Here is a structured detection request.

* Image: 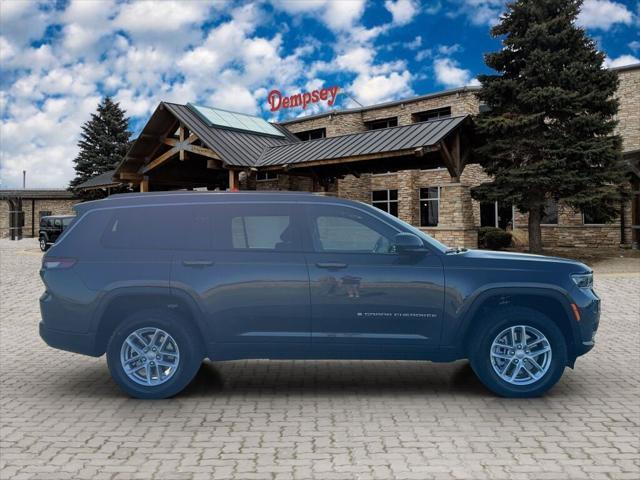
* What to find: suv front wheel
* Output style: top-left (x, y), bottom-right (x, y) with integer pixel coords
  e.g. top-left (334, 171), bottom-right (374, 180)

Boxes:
top-left (106, 309), bottom-right (203, 399)
top-left (39, 236), bottom-right (48, 252)
top-left (469, 307), bottom-right (568, 397)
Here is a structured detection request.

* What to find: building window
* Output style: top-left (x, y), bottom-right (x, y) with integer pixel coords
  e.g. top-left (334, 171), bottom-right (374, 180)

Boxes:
top-left (256, 171), bottom-right (278, 181)
top-left (412, 107), bottom-right (452, 123)
top-left (365, 117), bottom-right (398, 130)
top-left (419, 187), bottom-right (440, 227)
top-left (541, 198), bottom-right (558, 225)
top-left (295, 128), bottom-right (326, 141)
top-left (582, 206), bottom-right (610, 225)
top-left (372, 190), bottom-right (398, 217)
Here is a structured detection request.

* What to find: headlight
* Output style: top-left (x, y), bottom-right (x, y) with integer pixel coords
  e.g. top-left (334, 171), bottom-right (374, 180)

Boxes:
top-left (571, 273), bottom-right (593, 288)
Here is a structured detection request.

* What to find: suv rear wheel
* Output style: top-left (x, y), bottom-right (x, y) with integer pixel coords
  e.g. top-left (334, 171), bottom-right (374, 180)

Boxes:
top-left (106, 309), bottom-right (203, 399)
top-left (39, 236), bottom-right (48, 251)
top-left (469, 307), bottom-right (568, 397)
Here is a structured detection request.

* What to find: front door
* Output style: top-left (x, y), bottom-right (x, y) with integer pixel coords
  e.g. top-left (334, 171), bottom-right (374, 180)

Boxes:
top-left (303, 204), bottom-right (444, 358)
top-left (171, 202), bottom-right (311, 359)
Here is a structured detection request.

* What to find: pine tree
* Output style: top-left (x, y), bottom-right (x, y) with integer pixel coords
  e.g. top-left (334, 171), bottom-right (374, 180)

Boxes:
top-left (69, 97), bottom-right (131, 199)
top-left (471, 0), bottom-right (627, 253)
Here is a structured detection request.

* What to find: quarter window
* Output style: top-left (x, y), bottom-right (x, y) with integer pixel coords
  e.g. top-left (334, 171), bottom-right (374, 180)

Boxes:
top-left (371, 190), bottom-right (398, 217)
top-left (419, 187), bottom-right (440, 227)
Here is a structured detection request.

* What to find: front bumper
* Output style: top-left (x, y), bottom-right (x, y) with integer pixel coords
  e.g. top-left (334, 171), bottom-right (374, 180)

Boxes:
top-left (572, 288), bottom-right (600, 358)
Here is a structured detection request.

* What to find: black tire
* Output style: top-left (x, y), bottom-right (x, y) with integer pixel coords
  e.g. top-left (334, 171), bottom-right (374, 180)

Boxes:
top-left (39, 236), bottom-right (49, 252)
top-left (469, 307), bottom-right (568, 398)
top-left (106, 309), bottom-right (204, 399)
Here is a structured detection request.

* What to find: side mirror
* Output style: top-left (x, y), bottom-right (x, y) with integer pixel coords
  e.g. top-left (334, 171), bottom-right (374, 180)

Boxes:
top-left (392, 232), bottom-right (428, 254)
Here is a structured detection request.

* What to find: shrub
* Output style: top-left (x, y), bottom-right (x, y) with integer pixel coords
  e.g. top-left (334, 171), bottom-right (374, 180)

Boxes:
top-left (479, 227), bottom-right (512, 250)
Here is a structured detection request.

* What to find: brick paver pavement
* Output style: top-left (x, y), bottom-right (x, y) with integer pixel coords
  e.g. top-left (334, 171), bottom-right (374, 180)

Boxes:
top-left (1, 238), bottom-right (638, 480)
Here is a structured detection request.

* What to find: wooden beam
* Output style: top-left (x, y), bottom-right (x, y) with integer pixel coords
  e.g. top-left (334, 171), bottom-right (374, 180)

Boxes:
top-left (439, 140), bottom-right (459, 181)
top-left (186, 133), bottom-right (198, 144)
top-left (228, 170), bottom-right (239, 191)
top-left (269, 146), bottom-right (440, 171)
top-left (178, 126), bottom-right (186, 161)
top-left (183, 144), bottom-right (221, 160)
top-left (140, 176), bottom-right (149, 192)
top-left (141, 147), bottom-right (178, 174)
top-left (163, 138), bottom-right (178, 146)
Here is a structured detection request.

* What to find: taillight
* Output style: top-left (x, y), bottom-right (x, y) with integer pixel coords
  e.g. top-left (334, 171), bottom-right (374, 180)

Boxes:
top-left (42, 257), bottom-right (76, 269)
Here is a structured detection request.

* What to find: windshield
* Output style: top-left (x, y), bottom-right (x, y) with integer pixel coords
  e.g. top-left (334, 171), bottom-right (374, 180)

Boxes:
top-left (363, 203), bottom-right (450, 253)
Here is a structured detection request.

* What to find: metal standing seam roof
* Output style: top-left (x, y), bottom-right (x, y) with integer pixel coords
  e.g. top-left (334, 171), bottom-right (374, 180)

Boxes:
top-left (257, 115), bottom-right (468, 167)
top-left (74, 170), bottom-right (119, 190)
top-left (162, 103), bottom-right (299, 168)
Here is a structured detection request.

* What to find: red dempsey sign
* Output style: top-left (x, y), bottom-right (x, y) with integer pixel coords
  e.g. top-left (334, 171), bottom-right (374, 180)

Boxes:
top-left (268, 86), bottom-right (340, 112)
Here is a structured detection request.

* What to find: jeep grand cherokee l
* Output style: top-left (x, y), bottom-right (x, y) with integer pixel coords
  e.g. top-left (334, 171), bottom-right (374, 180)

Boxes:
top-left (39, 192), bottom-right (600, 399)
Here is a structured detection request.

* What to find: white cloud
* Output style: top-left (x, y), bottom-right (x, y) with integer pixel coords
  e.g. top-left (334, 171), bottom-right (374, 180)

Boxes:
top-left (629, 41), bottom-right (640, 53)
top-left (384, 0), bottom-right (420, 26)
top-left (577, 0), bottom-right (633, 31)
top-left (433, 58), bottom-right (477, 88)
top-left (350, 70), bottom-right (413, 105)
top-left (272, 0), bottom-right (366, 31)
top-left (448, 0), bottom-right (505, 26)
top-left (604, 54), bottom-right (640, 68)
top-left (0, 0), bottom-right (50, 48)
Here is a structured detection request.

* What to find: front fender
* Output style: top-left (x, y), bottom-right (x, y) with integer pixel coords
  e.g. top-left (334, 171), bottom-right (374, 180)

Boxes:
top-left (442, 283), bottom-right (580, 357)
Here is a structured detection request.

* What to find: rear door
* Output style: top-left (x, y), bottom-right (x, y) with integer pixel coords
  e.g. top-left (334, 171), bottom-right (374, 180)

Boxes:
top-left (170, 202), bottom-right (311, 359)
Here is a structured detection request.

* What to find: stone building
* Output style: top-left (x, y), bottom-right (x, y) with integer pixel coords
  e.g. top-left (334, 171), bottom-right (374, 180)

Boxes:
top-left (109, 63), bottom-right (639, 249)
top-left (0, 190), bottom-right (77, 239)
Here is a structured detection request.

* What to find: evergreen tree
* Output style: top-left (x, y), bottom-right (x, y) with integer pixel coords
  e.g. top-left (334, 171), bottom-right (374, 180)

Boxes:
top-left (69, 97), bottom-right (131, 199)
top-left (471, 0), bottom-right (627, 253)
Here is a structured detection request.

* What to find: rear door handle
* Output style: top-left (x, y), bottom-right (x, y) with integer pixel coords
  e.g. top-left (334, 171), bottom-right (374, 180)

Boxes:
top-left (182, 260), bottom-right (214, 267)
top-left (316, 262), bottom-right (348, 269)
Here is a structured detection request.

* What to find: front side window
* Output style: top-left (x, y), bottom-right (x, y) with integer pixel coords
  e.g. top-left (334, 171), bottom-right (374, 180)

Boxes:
top-left (371, 190), bottom-right (398, 217)
top-left (419, 187), bottom-right (440, 227)
top-left (309, 206), bottom-right (396, 254)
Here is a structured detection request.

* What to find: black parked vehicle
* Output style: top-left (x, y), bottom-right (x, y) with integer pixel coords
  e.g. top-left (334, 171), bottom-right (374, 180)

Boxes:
top-left (39, 215), bottom-right (74, 251)
top-left (39, 192), bottom-right (600, 399)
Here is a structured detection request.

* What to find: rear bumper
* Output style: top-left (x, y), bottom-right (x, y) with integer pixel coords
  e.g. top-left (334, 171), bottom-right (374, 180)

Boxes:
top-left (39, 322), bottom-right (101, 357)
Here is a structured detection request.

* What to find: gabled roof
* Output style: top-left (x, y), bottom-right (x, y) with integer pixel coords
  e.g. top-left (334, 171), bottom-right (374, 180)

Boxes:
top-left (75, 170), bottom-right (119, 190)
top-left (258, 115), bottom-right (467, 167)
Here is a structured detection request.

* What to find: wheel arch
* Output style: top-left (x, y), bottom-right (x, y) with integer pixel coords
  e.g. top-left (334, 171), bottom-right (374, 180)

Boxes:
top-left (93, 287), bottom-right (209, 357)
top-left (459, 287), bottom-right (580, 366)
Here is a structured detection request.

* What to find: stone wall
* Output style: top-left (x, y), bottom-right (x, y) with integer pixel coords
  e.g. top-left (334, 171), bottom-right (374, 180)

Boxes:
top-left (0, 198), bottom-right (77, 238)
top-left (284, 88), bottom-right (480, 138)
top-left (615, 65), bottom-right (640, 153)
top-left (512, 199), bottom-right (633, 248)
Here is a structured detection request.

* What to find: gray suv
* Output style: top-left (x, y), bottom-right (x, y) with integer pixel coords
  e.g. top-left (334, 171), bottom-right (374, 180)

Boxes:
top-left (40, 192), bottom-right (600, 399)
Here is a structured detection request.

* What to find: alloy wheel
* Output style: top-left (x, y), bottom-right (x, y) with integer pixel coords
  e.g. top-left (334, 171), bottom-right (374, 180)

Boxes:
top-left (490, 325), bottom-right (552, 386)
top-left (120, 327), bottom-right (180, 386)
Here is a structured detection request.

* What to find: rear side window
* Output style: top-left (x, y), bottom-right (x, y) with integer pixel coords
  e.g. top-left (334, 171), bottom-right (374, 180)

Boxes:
top-left (215, 204), bottom-right (301, 251)
top-left (101, 206), bottom-right (211, 250)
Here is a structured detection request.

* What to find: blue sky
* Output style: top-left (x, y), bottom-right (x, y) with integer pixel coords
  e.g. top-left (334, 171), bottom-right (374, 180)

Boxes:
top-left (1, 0), bottom-right (638, 188)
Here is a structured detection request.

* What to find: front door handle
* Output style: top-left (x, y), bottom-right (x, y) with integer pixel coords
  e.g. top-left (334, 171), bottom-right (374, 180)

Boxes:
top-left (316, 262), bottom-right (348, 269)
top-left (182, 260), bottom-right (214, 267)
